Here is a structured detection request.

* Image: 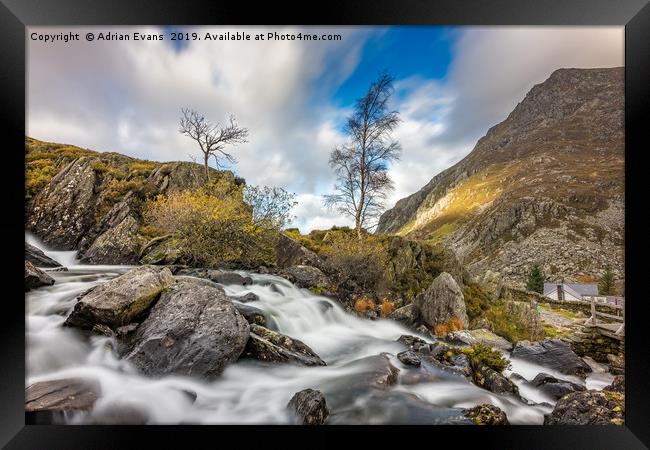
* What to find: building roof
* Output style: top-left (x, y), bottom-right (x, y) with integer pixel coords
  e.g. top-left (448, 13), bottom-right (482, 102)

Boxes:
top-left (543, 282), bottom-right (598, 297)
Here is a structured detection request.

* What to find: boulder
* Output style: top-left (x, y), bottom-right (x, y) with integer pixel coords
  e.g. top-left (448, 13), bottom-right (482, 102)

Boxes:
top-left (287, 389), bottom-right (329, 425)
top-left (529, 373), bottom-right (586, 400)
top-left (64, 266), bottom-right (175, 329)
top-left (447, 329), bottom-right (514, 352)
top-left (276, 234), bottom-right (325, 270)
top-left (396, 334), bottom-right (429, 349)
top-left (464, 404), bottom-right (509, 425)
top-left (388, 303), bottom-right (420, 327)
top-left (25, 378), bottom-right (99, 424)
top-left (25, 242), bottom-right (62, 267)
top-left (233, 292), bottom-right (260, 303)
top-left (209, 271), bottom-right (253, 286)
top-left (233, 303), bottom-right (278, 330)
top-left (472, 364), bottom-right (520, 396)
top-left (25, 261), bottom-right (55, 291)
top-left (280, 265), bottom-right (330, 290)
top-left (479, 270), bottom-right (503, 301)
top-left (511, 339), bottom-right (592, 377)
top-left (124, 279), bottom-right (250, 378)
top-left (397, 350), bottom-right (421, 367)
top-left (503, 300), bottom-right (545, 341)
top-left (242, 324), bottom-right (325, 366)
top-left (414, 272), bottom-right (468, 329)
top-left (543, 389), bottom-right (624, 425)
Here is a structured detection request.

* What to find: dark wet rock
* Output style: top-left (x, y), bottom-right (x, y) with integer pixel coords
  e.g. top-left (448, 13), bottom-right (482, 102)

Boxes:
top-left (544, 389), bottom-right (624, 425)
top-left (25, 378), bottom-right (99, 424)
top-left (242, 324), bottom-right (325, 366)
top-left (464, 404), bottom-right (509, 425)
top-left (472, 364), bottom-right (520, 396)
top-left (25, 242), bottom-right (61, 267)
top-left (124, 279), bottom-right (250, 378)
top-left (446, 329), bottom-right (513, 352)
top-left (509, 372), bottom-right (527, 382)
top-left (511, 339), bottom-right (592, 377)
top-left (91, 323), bottom-right (115, 337)
top-left (276, 234), bottom-right (325, 270)
top-left (397, 350), bottom-right (421, 367)
top-left (209, 271), bottom-right (253, 286)
top-left (317, 300), bottom-right (333, 313)
top-left (529, 373), bottom-right (586, 400)
top-left (396, 334), bottom-right (428, 349)
top-left (388, 303), bottom-right (420, 327)
top-left (233, 303), bottom-right (277, 329)
top-left (327, 390), bottom-right (473, 425)
top-left (448, 353), bottom-right (473, 378)
top-left (280, 265), bottom-right (330, 290)
top-left (64, 266), bottom-right (175, 329)
top-left (25, 260), bottom-right (55, 291)
top-left (414, 272), bottom-right (469, 329)
top-left (603, 375), bottom-right (624, 394)
top-left (607, 353), bottom-right (625, 375)
top-left (233, 292), bottom-right (260, 303)
top-left (287, 389), bottom-right (329, 425)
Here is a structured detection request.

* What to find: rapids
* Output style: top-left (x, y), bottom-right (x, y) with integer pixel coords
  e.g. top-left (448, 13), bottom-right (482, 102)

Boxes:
top-left (25, 234), bottom-right (613, 425)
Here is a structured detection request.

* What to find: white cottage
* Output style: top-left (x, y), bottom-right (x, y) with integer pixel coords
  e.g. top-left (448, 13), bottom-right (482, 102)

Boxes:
top-left (543, 282), bottom-right (598, 302)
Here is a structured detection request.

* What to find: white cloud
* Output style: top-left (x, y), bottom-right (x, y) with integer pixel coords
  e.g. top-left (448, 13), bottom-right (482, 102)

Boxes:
top-left (27, 26), bottom-right (624, 232)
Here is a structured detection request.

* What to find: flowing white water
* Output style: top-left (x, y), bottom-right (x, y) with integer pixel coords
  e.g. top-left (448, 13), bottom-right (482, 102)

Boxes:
top-left (25, 243), bottom-right (613, 425)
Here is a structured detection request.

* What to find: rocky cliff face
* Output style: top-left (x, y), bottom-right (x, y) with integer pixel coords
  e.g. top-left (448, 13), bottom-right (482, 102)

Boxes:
top-left (25, 138), bottom-right (242, 263)
top-left (377, 68), bottom-right (624, 288)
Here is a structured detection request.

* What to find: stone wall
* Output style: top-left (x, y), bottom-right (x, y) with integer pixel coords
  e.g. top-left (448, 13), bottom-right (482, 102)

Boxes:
top-left (567, 327), bottom-right (624, 364)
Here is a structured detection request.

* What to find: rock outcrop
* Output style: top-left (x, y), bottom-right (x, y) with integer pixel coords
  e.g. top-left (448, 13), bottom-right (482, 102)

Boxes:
top-left (242, 324), bottom-right (325, 366)
top-left (25, 378), bottom-right (99, 424)
top-left (377, 68), bottom-right (624, 287)
top-left (124, 279), bottom-right (250, 378)
top-left (280, 265), bottom-right (331, 291)
top-left (464, 404), bottom-right (509, 425)
top-left (64, 266), bottom-right (175, 329)
top-left (414, 272), bottom-right (468, 329)
top-left (447, 329), bottom-right (513, 352)
top-left (25, 242), bottom-right (62, 267)
top-left (511, 339), bottom-right (592, 377)
top-left (275, 234), bottom-right (325, 270)
top-left (528, 373), bottom-right (586, 400)
top-left (287, 389), bottom-right (329, 425)
top-left (543, 389), bottom-right (624, 425)
top-left (25, 261), bottom-right (55, 291)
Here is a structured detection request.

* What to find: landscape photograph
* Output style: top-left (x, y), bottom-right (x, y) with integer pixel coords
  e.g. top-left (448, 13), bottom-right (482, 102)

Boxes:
top-left (24, 25), bottom-right (625, 425)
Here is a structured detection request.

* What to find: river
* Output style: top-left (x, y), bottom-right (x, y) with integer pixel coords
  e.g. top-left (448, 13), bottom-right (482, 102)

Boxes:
top-left (25, 233), bottom-right (613, 425)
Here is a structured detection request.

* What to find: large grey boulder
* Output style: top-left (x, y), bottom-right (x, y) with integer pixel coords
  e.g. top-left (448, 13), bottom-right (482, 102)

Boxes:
top-left (25, 242), bottom-right (62, 268)
top-left (414, 272), bottom-right (468, 329)
top-left (124, 279), bottom-right (250, 378)
top-left (25, 261), bottom-right (55, 291)
top-left (287, 389), bottom-right (329, 425)
top-left (276, 234), bottom-right (325, 270)
top-left (25, 378), bottom-right (99, 424)
top-left (64, 266), bottom-right (175, 329)
top-left (511, 339), bottom-right (592, 377)
top-left (242, 324), bottom-right (325, 366)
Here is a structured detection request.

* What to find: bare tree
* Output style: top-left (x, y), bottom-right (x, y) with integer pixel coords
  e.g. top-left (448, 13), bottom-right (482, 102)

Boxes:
top-left (324, 72), bottom-right (401, 237)
top-left (179, 108), bottom-right (249, 183)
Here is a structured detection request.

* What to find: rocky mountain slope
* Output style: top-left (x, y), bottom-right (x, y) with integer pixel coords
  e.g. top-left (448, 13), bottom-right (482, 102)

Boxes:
top-left (25, 137), bottom-right (243, 264)
top-left (377, 68), bottom-right (624, 288)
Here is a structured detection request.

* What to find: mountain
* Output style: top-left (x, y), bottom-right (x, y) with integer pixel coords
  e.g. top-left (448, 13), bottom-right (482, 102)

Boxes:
top-left (377, 67), bottom-right (624, 289)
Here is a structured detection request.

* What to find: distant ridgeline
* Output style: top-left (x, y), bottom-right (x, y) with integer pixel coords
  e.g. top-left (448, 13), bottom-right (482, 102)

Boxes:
top-left (377, 68), bottom-right (624, 288)
top-left (25, 137), bottom-right (244, 265)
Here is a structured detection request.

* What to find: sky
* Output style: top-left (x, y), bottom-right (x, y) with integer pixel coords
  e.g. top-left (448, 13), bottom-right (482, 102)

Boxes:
top-left (27, 26), bottom-right (623, 232)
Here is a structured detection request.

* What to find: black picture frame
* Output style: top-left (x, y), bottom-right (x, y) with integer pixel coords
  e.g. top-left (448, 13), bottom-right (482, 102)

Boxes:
top-left (2, 0), bottom-right (649, 448)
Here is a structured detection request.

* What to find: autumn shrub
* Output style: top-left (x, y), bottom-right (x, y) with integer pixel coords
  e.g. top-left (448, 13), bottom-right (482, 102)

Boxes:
top-left (144, 180), bottom-right (295, 268)
top-left (447, 316), bottom-right (465, 332)
top-left (320, 233), bottom-right (389, 296)
top-left (463, 343), bottom-right (510, 373)
top-left (354, 297), bottom-right (376, 314)
top-left (379, 299), bottom-right (395, 317)
top-left (434, 323), bottom-right (449, 336)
